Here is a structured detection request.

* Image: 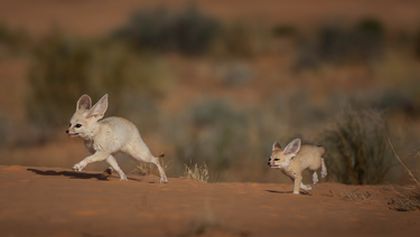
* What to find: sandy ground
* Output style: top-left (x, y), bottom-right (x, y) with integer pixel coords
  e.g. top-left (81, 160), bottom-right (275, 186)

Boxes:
top-left (0, 165), bottom-right (418, 237)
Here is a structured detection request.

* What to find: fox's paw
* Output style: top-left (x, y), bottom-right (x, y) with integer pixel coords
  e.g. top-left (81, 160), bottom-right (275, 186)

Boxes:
top-left (312, 172), bottom-right (319, 184)
top-left (301, 184), bottom-right (312, 191)
top-left (73, 161), bottom-right (87, 172)
top-left (119, 174), bottom-right (128, 181)
top-left (160, 176), bottom-right (168, 183)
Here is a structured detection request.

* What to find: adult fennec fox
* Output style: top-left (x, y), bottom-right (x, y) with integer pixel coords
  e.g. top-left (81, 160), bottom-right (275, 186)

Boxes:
top-left (66, 94), bottom-right (168, 183)
top-left (268, 138), bottom-right (327, 194)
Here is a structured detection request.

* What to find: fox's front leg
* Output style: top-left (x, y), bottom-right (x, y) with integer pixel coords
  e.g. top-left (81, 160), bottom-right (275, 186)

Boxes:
top-left (73, 152), bottom-right (110, 172)
top-left (293, 175), bottom-right (302, 194)
top-left (106, 155), bottom-right (127, 180)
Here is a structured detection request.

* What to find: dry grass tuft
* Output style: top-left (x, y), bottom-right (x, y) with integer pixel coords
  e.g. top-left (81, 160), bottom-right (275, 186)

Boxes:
top-left (184, 163), bottom-right (209, 183)
top-left (136, 159), bottom-right (169, 177)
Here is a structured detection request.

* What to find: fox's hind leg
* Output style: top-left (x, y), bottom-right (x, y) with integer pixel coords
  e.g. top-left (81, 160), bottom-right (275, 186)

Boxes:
top-left (106, 155), bottom-right (127, 180)
top-left (312, 172), bottom-right (319, 184)
top-left (300, 182), bottom-right (312, 191)
top-left (124, 142), bottom-right (168, 183)
top-left (150, 155), bottom-right (168, 183)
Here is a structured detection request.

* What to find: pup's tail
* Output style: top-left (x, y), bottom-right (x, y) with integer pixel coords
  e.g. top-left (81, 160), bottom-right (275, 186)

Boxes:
top-left (318, 146), bottom-right (326, 156)
top-left (321, 158), bottom-right (327, 178)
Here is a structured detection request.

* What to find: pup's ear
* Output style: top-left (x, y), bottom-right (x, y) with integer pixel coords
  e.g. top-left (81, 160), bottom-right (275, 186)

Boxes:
top-left (272, 141), bottom-right (281, 151)
top-left (283, 138), bottom-right (301, 156)
top-left (87, 94), bottom-right (108, 120)
top-left (76, 94), bottom-right (92, 111)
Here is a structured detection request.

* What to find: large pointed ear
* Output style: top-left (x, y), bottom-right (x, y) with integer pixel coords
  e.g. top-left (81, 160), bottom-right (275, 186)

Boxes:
top-left (76, 94), bottom-right (92, 111)
top-left (272, 141), bottom-right (281, 151)
top-left (87, 94), bottom-right (108, 119)
top-left (283, 138), bottom-right (301, 156)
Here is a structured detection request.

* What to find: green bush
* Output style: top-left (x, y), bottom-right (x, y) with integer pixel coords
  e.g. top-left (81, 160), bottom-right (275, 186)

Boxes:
top-left (322, 109), bottom-right (393, 184)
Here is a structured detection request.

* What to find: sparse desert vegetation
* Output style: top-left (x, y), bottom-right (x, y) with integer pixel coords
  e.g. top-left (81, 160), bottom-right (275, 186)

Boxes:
top-left (184, 163), bottom-right (210, 183)
top-left (5, 6), bottom-right (417, 182)
top-left (2, 1), bottom-right (420, 185)
top-left (0, 1), bottom-right (419, 236)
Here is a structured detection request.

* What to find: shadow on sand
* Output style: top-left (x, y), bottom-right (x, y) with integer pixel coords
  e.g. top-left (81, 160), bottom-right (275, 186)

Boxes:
top-left (27, 168), bottom-right (111, 181)
top-left (265, 189), bottom-right (311, 196)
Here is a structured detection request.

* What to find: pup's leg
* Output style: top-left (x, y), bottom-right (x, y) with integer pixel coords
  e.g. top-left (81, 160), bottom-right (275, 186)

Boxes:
top-left (73, 152), bottom-right (109, 172)
top-left (125, 143), bottom-right (168, 183)
top-left (106, 155), bottom-right (127, 180)
top-left (312, 172), bottom-right (319, 184)
top-left (300, 182), bottom-right (312, 191)
top-left (321, 158), bottom-right (328, 178)
top-left (293, 175), bottom-right (302, 194)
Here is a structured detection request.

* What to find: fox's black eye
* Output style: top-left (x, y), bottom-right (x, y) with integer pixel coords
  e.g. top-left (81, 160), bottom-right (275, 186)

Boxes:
top-left (274, 158), bottom-right (280, 161)
top-left (75, 124), bottom-right (82, 128)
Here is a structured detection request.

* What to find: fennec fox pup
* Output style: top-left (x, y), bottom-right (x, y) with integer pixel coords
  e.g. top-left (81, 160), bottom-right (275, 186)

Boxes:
top-left (268, 138), bottom-right (327, 194)
top-left (66, 94), bottom-right (168, 183)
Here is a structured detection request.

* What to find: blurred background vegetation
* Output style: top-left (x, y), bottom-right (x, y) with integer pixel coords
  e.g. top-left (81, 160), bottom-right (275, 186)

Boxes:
top-left (0, 0), bottom-right (419, 184)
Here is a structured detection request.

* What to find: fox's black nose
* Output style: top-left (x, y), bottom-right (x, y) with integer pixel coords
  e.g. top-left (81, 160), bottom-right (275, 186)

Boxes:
top-left (65, 130), bottom-right (69, 134)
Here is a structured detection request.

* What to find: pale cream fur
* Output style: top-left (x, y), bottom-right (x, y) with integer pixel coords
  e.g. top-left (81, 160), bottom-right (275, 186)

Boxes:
top-left (66, 94), bottom-right (168, 183)
top-left (268, 138), bottom-right (327, 194)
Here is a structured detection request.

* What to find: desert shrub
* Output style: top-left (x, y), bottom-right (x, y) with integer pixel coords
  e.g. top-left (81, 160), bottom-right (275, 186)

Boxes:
top-left (322, 108), bottom-right (393, 184)
top-left (0, 115), bottom-right (11, 146)
top-left (353, 18), bottom-right (385, 57)
top-left (415, 29), bottom-right (420, 60)
top-left (295, 18), bottom-right (385, 69)
top-left (0, 22), bottom-right (30, 55)
top-left (213, 23), bottom-right (259, 57)
top-left (272, 24), bottom-right (297, 38)
top-left (318, 19), bottom-right (384, 62)
top-left (114, 5), bottom-right (221, 55)
top-left (26, 32), bottom-right (171, 136)
top-left (26, 31), bottom-right (93, 129)
top-left (370, 90), bottom-right (419, 117)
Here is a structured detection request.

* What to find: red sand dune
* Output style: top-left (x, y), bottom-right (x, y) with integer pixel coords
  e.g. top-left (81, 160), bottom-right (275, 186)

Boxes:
top-left (0, 165), bottom-right (419, 237)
